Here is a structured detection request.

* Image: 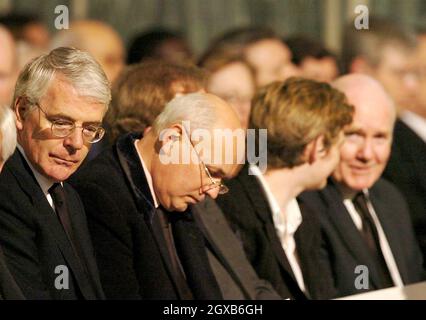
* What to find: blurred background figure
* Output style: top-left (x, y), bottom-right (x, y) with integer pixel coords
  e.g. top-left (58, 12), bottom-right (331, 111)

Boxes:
top-left (105, 61), bottom-right (206, 145)
top-left (0, 14), bottom-right (49, 72)
top-left (51, 20), bottom-right (125, 84)
top-left (0, 13), bottom-right (50, 50)
top-left (342, 15), bottom-right (419, 111)
top-left (204, 27), bottom-right (299, 88)
top-left (127, 28), bottom-right (193, 65)
top-left (199, 48), bottom-right (255, 128)
top-left (285, 35), bottom-right (340, 82)
top-left (413, 27), bottom-right (426, 122)
top-left (383, 26), bottom-right (426, 266)
top-left (0, 25), bottom-right (18, 107)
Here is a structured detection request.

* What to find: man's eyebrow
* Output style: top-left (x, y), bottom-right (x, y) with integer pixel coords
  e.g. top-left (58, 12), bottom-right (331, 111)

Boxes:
top-left (344, 127), bottom-right (363, 134)
top-left (47, 113), bottom-right (75, 121)
top-left (47, 113), bottom-right (102, 126)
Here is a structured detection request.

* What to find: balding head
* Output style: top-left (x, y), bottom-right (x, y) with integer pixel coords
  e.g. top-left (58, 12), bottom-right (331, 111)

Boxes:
top-left (0, 25), bottom-right (17, 106)
top-left (143, 92), bottom-right (244, 211)
top-left (332, 74), bottom-right (396, 120)
top-left (153, 92), bottom-right (242, 135)
top-left (51, 20), bottom-right (124, 82)
top-left (331, 74), bottom-right (395, 190)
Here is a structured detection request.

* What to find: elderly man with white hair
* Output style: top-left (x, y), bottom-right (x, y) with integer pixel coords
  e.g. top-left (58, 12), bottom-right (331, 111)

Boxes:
top-left (0, 104), bottom-right (24, 299)
top-left (301, 74), bottom-right (425, 298)
top-left (0, 47), bottom-right (109, 299)
top-left (70, 92), bottom-right (250, 299)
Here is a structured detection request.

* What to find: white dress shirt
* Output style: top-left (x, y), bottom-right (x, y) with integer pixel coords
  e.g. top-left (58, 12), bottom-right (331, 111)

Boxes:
top-left (16, 144), bottom-right (56, 209)
top-left (400, 111), bottom-right (426, 142)
top-left (249, 165), bottom-right (307, 293)
top-left (134, 140), bottom-right (159, 208)
top-left (342, 188), bottom-right (404, 287)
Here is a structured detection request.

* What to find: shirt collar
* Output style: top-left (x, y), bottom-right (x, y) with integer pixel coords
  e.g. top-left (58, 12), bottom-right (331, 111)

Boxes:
top-left (332, 178), bottom-right (369, 200)
top-left (16, 144), bottom-right (56, 197)
top-left (249, 164), bottom-right (303, 237)
top-left (134, 139), bottom-right (159, 208)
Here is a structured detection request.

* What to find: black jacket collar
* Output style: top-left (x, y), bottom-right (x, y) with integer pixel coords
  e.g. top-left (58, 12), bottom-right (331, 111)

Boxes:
top-left (116, 133), bottom-right (156, 223)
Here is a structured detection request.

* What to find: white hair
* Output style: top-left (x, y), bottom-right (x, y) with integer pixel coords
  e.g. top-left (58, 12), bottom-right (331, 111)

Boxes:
top-left (152, 93), bottom-right (218, 134)
top-left (13, 46), bottom-right (111, 111)
top-left (0, 105), bottom-right (17, 163)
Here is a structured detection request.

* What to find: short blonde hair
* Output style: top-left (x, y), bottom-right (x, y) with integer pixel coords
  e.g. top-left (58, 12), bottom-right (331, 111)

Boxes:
top-left (250, 77), bottom-right (354, 169)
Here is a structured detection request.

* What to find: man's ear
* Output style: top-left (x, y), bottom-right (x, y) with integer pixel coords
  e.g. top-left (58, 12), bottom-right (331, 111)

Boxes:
top-left (14, 97), bottom-right (28, 130)
top-left (158, 124), bottom-right (184, 155)
top-left (303, 135), bottom-right (326, 165)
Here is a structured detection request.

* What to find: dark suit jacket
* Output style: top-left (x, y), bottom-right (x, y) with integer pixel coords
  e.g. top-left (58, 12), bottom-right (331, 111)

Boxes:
top-left (216, 166), bottom-right (336, 300)
top-left (192, 198), bottom-right (281, 300)
top-left (69, 133), bottom-right (222, 300)
top-left (384, 119), bottom-right (426, 266)
top-left (0, 246), bottom-right (24, 300)
top-left (300, 178), bottom-right (425, 298)
top-left (0, 151), bottom-right (104, 299)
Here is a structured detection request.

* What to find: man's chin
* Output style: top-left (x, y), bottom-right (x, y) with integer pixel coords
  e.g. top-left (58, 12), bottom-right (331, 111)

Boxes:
top-left (165, 202), bottom-right (188, 212)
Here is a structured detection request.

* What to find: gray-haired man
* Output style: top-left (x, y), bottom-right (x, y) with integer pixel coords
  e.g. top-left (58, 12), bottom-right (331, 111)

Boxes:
top-left (0, 47), bottom-right (110, 299)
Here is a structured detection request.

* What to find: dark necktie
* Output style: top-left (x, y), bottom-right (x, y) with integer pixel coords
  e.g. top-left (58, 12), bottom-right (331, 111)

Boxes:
top-left (353, 192), bottom-right (394, 288)
top-left (156, 207), bottom-right (193, 300)
top-left (49, 183), bottom-right (85, 267)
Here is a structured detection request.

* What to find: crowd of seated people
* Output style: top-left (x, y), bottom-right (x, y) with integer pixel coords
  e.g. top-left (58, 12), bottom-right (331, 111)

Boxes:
top-left (0, 13), bottom-right (425, 300)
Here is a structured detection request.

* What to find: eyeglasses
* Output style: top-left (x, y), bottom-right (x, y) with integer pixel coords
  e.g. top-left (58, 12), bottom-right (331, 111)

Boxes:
top-left (36, 103), bottom-right (105, 143)
top-left (185, 133), bottom-right (229, 195)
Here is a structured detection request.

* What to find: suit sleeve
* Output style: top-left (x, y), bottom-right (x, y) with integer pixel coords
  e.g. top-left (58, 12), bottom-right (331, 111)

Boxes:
top-left (0, 187), bottom-right (51, 299)
top-left (72, 182), bottom-right (143, 299)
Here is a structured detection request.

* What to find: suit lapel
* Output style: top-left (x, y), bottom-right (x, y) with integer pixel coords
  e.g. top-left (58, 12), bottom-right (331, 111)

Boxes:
top-left (237, 169), bottom-right (301, 290)
top-left (397, 121), bottom-right (426, 185)
top-left (192, 199), bottom-right (253, 299)
top-left (8, 151), bottom-right (96, 299)
top-left (171, 209), bottom-right (222, 299)
top-left (115, 135), bottom-right (184, 297)
top-left (64, 185), bottom-right (104, 299)
top-left (321, 183), bottom-right (383, 288)
top-left (294, 200), bottom-right (316, 298)
top-left (369, 185), bottom-right (408, 283)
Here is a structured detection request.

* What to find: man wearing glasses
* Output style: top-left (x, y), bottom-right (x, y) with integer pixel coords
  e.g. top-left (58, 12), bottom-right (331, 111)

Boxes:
top-left (70, 92), bottom-right (246, 299)
top-left (0, 47), bottom-right (110, 299)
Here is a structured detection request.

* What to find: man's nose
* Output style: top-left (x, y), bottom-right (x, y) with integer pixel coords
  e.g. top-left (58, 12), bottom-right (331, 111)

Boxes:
top-left (357, 138), bottom-right (374, 161)
top-left (63, 128), bottom-right (84, 151)
top-left (200, 185), bottom-right (221, 200)
top-left (205, 187), bottom-right (220, 200)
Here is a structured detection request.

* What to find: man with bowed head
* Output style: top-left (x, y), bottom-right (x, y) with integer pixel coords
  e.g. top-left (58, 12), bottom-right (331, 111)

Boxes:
top-left (70, 92), bottom-right (247, 299)
top-left (0, 47), bottom-right (110, 299)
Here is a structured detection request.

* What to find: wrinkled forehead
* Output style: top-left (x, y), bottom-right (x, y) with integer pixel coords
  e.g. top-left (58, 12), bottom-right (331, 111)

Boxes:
top-left (349, 99), bottom-right (395, 133)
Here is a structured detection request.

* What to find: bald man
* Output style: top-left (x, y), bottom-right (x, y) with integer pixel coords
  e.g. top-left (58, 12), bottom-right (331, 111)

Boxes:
top-left (51, 20), bottom-right (125, 83)
top-left (300, 74), bottom-right (425, 298)
top-left (70, 93), bottom-right (248, 299)
top-left (0, 25), bottom-right (18, 107)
